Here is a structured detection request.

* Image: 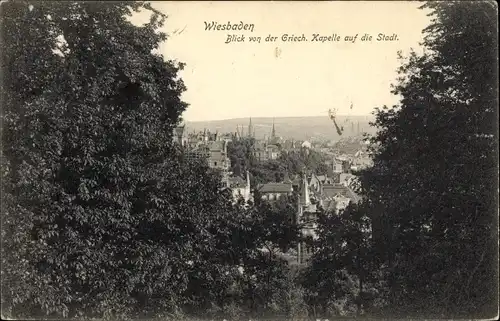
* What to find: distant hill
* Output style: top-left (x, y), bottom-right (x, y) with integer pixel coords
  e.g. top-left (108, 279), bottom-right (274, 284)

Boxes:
top-left (185, 116), bottom-right (377, 142)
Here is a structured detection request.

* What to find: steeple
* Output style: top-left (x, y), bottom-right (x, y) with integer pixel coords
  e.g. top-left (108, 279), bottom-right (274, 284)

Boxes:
top-left (248, 118), bottom-right (253, 138)
top-left (271, 118), bottom-right (276, 139)
top-left (300, 172), bottom-right (310, 206)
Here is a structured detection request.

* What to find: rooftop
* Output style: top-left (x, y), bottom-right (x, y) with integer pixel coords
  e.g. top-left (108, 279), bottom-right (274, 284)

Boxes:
top-left (258, 183), bottom-right (293, 194)
top-left (322, 199), bottom-right (337, 211)
top-left (322, 184), bottom-right (360, 202)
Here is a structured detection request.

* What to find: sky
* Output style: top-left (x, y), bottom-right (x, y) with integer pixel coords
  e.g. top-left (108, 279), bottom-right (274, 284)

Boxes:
top-left (130, 1), bottom-right (432, 122)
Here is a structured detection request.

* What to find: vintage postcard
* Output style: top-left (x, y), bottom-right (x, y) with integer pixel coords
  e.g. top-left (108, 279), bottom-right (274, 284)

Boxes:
top-left (1, 1), bottom-right (498, 320)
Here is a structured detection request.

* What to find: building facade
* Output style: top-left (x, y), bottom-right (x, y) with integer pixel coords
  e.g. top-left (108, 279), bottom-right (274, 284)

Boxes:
top-left (253, 142), bottom-right (280, 161)
top-left (186, 139), bottom-right (232, 187)
top-left (229, 171), bottom-right (252, 204)
top-left (257, 183), bottom-right (293, 201)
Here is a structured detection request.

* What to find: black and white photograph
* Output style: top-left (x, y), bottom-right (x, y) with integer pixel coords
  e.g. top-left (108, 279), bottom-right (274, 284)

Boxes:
top-left (1, 1), bottom-right (498, 320)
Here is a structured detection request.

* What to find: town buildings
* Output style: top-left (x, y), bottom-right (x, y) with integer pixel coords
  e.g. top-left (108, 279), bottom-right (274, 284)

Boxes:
top-left (252, 119), bottom-right (282, 161)
top-left (253, 141), bottom-right (280, 161)
top-left (172, 125), bottom-right (232, 187)
top-left (172, 120), bottom-right (371, 265)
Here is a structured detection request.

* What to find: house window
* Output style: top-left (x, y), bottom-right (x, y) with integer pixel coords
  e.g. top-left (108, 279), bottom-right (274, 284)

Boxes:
top-left (214, 162), bottom-right (217, 166)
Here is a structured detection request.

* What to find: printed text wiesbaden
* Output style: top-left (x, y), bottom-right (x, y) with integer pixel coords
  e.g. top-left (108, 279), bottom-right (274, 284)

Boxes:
top-left (204, 21), bottom-right (255, 33)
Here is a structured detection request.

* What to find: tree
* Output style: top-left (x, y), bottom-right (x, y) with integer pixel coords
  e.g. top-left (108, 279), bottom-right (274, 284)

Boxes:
top-left (188, 194), bottom-right (301, 319)
top-left (0, 1), bottom-right (248, 319)
top-left (357, 1), bottom-right (498, 318)
top-left (227, 137), bottom-right (256, 177)
top-left (300, 203), bottom-right (384, 318)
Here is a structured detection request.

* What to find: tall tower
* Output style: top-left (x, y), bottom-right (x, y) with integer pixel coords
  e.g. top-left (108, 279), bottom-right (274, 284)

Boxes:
top-left (271, 118), bottom-right (276, 140)
top-left (248, 118), bottom-right (253, 138)
top-left (300, 172), bottom-right (310, 207)
top-left (297, 172), bottom-right (311, 265)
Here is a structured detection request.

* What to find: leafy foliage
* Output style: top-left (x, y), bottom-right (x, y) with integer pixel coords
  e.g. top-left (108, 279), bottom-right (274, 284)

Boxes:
top-left (2, 1), bottom-right (186, 318)
top-left (278, 149), bottom-right (330, 178)
top-left (354, 1), bottom-right (498, 318)
top-left (301, 203), bottom-right (385, 318)
top-left (0, 1), bottom-right (297, 319)
top-left (228, 138), bottom-right (329, 186)
top-left (227, 137), bottom-right (256, 178)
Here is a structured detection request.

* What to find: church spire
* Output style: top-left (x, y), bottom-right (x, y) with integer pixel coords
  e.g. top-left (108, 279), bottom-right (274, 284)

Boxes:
top-left (271, 118), bottom-right (276, 139)
top-left (300, 172), bottom-right (310, 206)
top-left (248, 118), bottom-right (253, 138)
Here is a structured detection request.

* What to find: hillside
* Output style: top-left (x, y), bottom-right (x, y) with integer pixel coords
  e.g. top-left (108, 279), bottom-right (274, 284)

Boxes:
top-left (185, 115), bottom-right (377, 141)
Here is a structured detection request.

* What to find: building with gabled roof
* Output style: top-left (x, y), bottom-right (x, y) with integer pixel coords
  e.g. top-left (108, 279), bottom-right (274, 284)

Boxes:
top-left (253, 141), bottom-right (280, 161)
top-left (320, 183), bottom-right (361, 213)
top-left (229, 171), bottom-right (252, 204)
top-left (186, 138), bottom-right (231, 187)
top-left (257, 182), bottom-right (293, 201)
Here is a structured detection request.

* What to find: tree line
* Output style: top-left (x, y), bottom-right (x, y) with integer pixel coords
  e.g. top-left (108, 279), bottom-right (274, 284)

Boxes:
top-left (1, 1), bottom-right (497, 320)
